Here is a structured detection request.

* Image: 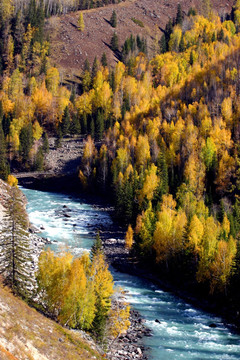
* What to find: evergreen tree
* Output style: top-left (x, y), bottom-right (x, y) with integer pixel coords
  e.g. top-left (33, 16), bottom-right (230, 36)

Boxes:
top-left (90, 117), bottom-right (95, 138)
top-left (0, 122), bottom-right (9, 181)
top-left (82, 69), bottom-right (91, 92)
top-left (19, 123), bottom-right (33, 162)
top-left (95, 110), bottom-right (104, 140)
top-left (179, 34), bottom-right (184, 52)
top-left (26, 0), bottom-right (37, 28)
top-left (218, 28), bottom-right (224, 41)
top-left (110, 10), bottom-right (117, 28)
top-left (0, 186), bottom-right (33, 297)
top-left (33, 147), bottom-right (44, 171)
top-left (176, 4), bottom-right (183, 26)
top-left (160, 34), bottom-right (167, 53)
top-left (42, 132), bottom-right (49, 154)
top-left (61, 106), bottom-right (70, 136)
top-left (90, 231), bottom-right (103, 259)
top-left (12, 10), bottom-right (25, 54)
top-left (109, 70), bottom-right (116, 92)
top-left (110, 32), bottom-right (119, 52)
top-left (130, 34), bottom-right (136, 51)
top-left (35, 0), bottom-right (45, 43)
top-left (212, 31), bottom-right (216, 42)
top-left (84, 58), bottom-right (90, 72)
top-left (70, 87), bottom-right (76, 103)
top-left (91, 56), bottom-right (98, 82)
top-left (55, 128), bottom-right (62, 149)
top-left (165, 19), bottom-right (173, 50)
top-left (189, 50), bottom-right (194, 65)
top-left (101, 52), bottom-right (107, 67)
top-left (188, 7), bottom-right (197, 16)
top-left (81, 113), bottom-right (88, 134)
top-left (154, 151), bottom-right (168, 204)
top-left (2, 113), bottom-right (11, 137)
top-left (70, 114), bottom-right (81, 134)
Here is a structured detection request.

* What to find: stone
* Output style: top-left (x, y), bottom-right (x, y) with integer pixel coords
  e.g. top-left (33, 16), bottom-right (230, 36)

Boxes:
top-left (137, 348), bottom-right (142, 355)
top-left (209, 323), bottom-right (217, 328)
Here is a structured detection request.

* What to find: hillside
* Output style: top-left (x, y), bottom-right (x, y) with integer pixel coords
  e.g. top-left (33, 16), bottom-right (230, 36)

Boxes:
top-left (0, 180), bottom-right (103, 359)
top-left (46, 0), bottom-right (235, 79)
top-left (0, 283), bottom-right (103, 360)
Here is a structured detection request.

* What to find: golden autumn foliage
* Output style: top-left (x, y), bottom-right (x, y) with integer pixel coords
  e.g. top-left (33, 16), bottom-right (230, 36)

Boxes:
top-left (37, 249), bottom-right (115, 332)
top-left (125, 224), bottom-right (133, 250)
top-left (7, 174), bottom-right (18, 187)
top-left (108, 289), bottom-right (130, 341)
top-left (2, 2), bottom-right (240, 300)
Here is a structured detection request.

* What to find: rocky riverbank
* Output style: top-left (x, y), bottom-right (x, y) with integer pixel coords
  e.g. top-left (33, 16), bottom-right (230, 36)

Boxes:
top-left (106, 309), bottom-right (150, 360)
top-left (13, 178), bottom-right (152, 360)
top-left (100, 227), bottom-right (240, 336)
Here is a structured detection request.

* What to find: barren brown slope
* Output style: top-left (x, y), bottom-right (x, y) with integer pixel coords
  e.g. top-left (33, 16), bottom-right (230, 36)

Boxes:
top-left (0, 284), bottom-right (103, 360)
top-left (46, 0), bottom-right (234, 80)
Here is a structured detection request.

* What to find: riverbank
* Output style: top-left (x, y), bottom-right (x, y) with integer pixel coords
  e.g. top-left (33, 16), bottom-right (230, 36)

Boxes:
top-left (18, 180), bottom-right (240, 360)
top-left (15, 179), bottom-right (151, 360)
top-left (17, 174), bottom-right (240, 347)
top-left (106, 308), bottom-right (150, 360)
top-left (101, 233), bottom-right (240, 335)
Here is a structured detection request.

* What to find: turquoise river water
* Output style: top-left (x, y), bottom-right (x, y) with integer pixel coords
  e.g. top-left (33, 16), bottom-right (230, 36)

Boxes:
top-left (21, 187), bottom-right (240, 360)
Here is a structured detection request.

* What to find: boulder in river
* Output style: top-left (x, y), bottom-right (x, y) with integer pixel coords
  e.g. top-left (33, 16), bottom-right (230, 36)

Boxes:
top-left (63, 213), bottom-right (71, 218)
top-left (209, 323), bottom-right (217, 328)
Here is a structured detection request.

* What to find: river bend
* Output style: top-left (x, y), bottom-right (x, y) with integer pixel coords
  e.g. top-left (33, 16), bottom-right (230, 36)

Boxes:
top-left (21, 187), bottom-right (240, 360)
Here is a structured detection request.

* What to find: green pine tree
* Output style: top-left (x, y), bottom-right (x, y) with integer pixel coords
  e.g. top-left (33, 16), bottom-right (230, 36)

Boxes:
top-left (70, 114), bottom-right (81, 135)
top-left (101, 52), bottom-right (107, 67)
top-left (33, 147), bottom-right (44, 171)
top-left (61, 106), bottom-right (71, 136)
top-left (0, 186), bottom-right (34, 297)
top-left (0, 122), bottom-right (9, 181)
top-left (19, 123), bottom-right (33, 163)
top-left (81, 113), bottom-right (88, 134)
top-left (42, 132), bottom-right (49, 154)
top-left (160, 34), bottom-right (167, 53)
top-left (176, 4), bottom-right (183, 26)
top-left (110, 10), bottom-right (117, 28)
top-left (95, 110), bottom-right (104, 140)
top-left (179, 34), bottom-right (184, 52)
top-left (110, 32), bottom-right (119, 52)
top-left (91, 56), bottom-right (98, 83)
top-left (90, 231), bottom-right (103, 259)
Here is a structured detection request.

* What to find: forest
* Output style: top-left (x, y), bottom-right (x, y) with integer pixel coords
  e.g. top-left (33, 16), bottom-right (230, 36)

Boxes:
top-left (1, 0), bottom-right (240, 336)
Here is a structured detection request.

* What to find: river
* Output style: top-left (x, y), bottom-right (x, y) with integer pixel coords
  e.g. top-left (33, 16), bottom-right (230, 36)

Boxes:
top-left (21, 186), bottom-right (240, 360)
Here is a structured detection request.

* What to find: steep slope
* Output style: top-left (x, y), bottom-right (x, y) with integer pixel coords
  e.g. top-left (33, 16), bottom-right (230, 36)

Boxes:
top-left (46, 0), bottom-right (234, 78)
top-left (0, 283), bottom-right (103, 360)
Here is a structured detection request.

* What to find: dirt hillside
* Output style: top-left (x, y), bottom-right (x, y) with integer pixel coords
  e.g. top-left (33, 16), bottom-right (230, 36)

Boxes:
top-left (0, 283), bottom-right (103, 360)
top-left (46, 0), bottom-right (235, 80)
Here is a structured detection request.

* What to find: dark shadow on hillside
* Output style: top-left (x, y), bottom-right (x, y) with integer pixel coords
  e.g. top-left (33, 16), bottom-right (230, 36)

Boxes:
top-left (70, 21), bottom-right (78, 29)
top-left (61, 156), bottom-right (82, 175)
top-left (158, 26), bottom-right (166, 34)
top-left (102, 40), bottom-right (122, 61)
top-left (103, 17), bottom-right (112, 27)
